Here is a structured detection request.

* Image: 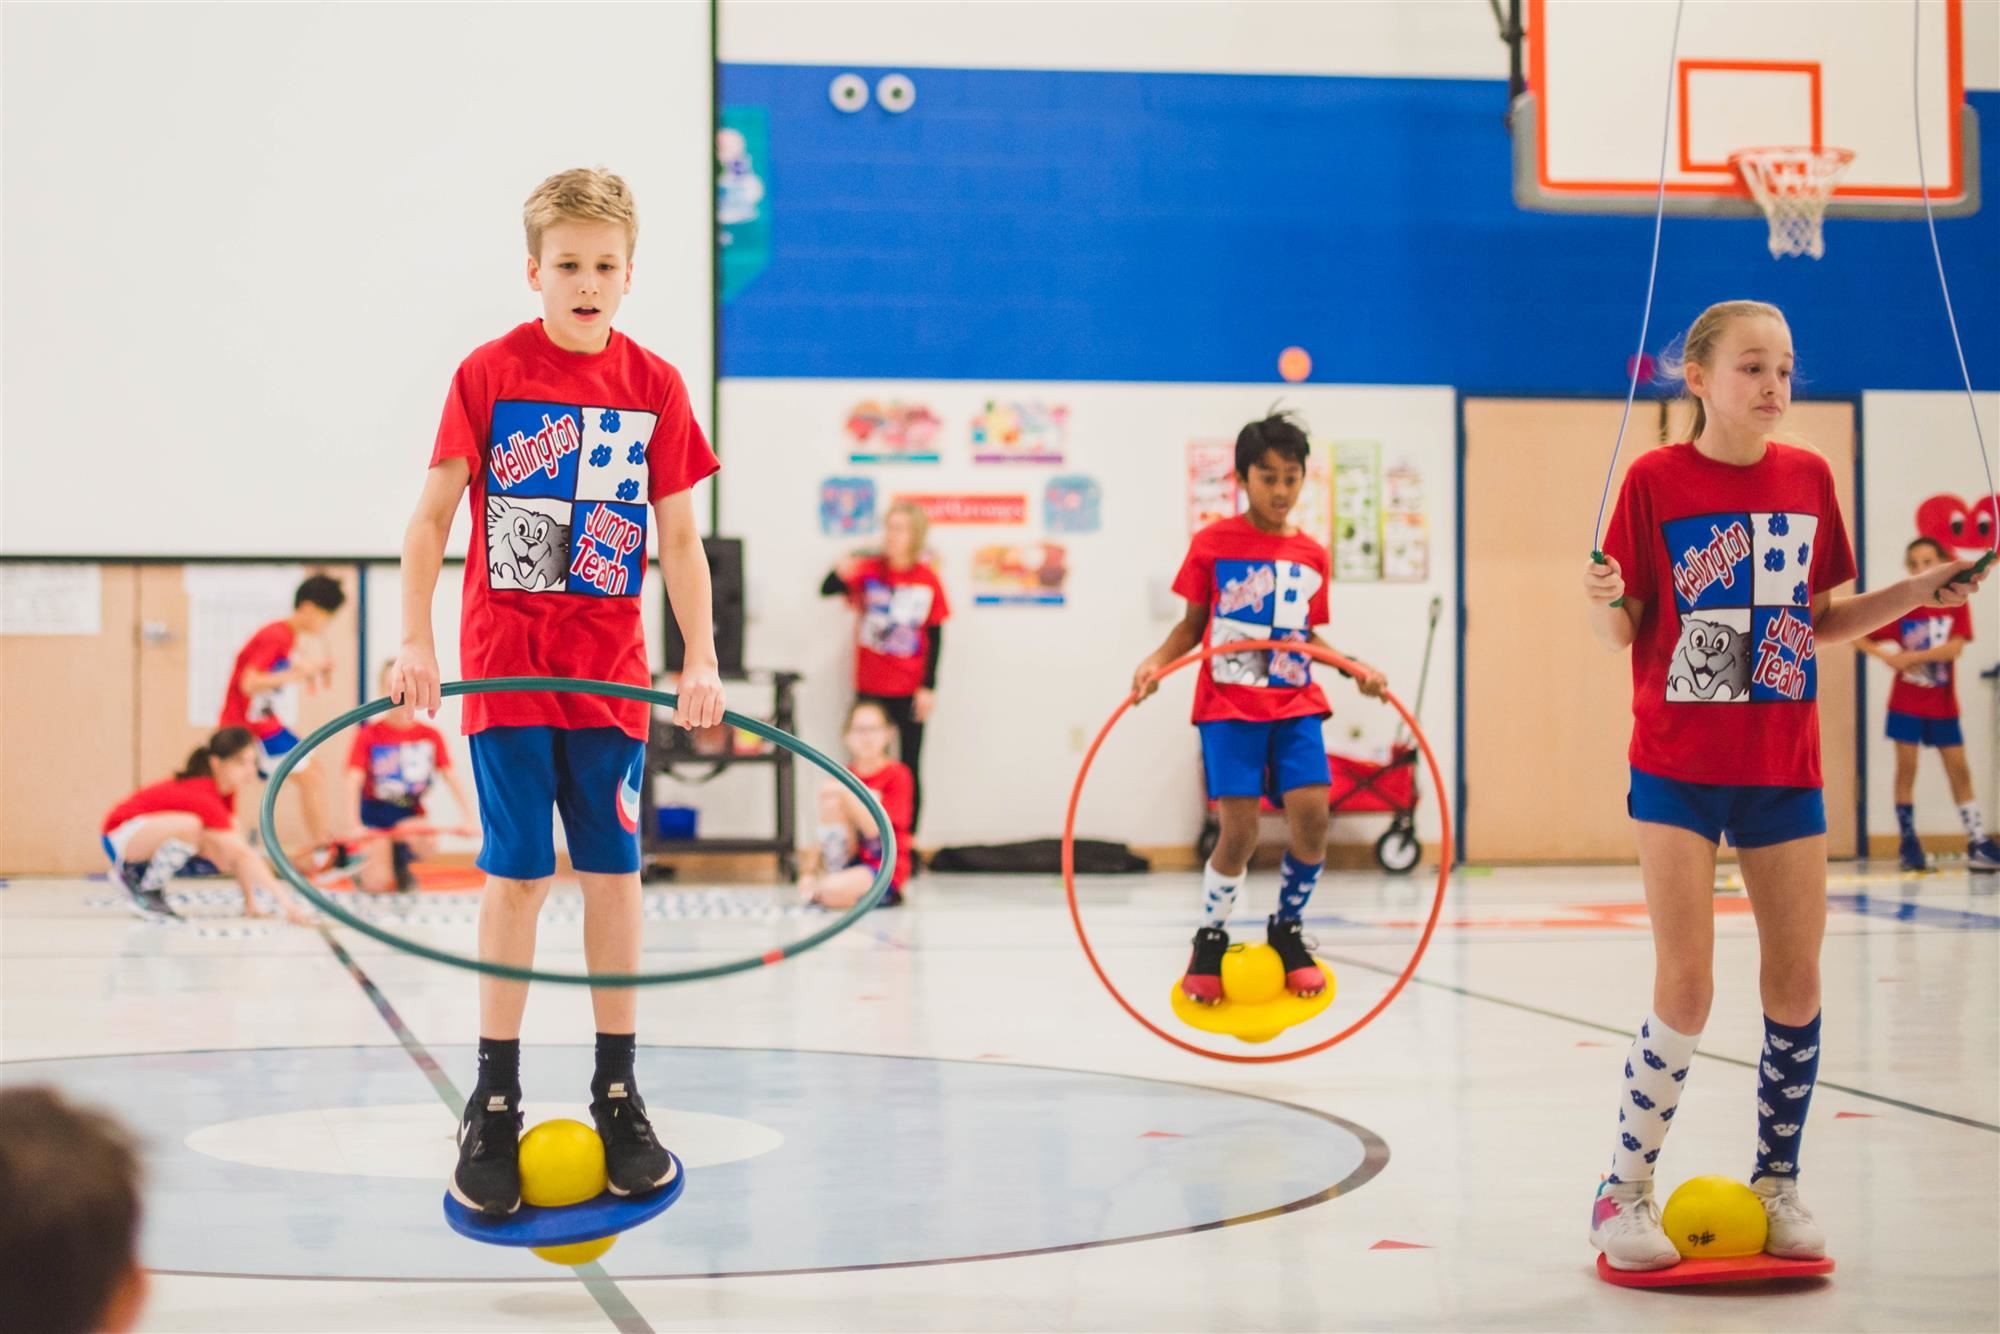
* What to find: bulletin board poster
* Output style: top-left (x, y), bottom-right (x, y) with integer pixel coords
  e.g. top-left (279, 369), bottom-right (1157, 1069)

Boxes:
top-left (847, 400), bottom-right (942, 464)
top-left (894, 494), bottom-right (1028, 525)
top-left (1295, 446), bottom-right (1334, 554)
top-left (819, 477), bottom-right (878, 536)
top-left (717, 107), bottom-right (770, 302)
top-left (972, 400), bottom-right (1068, 464)
top-left (1044, 476), bottom-right (1102, 534)
top-left (972, 543), bottom-right (1068, 606)
top-left (1186, 440), bottom-right (1240, 533)
top-left (1381, 461), bottom-right (1430, 582)
top-left (1332, 441), bottom-right (1382, 582)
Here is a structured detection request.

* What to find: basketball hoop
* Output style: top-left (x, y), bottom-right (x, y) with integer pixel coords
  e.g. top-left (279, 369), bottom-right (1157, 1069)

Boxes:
top-left (1730, 146), bottom-right (1855, 259)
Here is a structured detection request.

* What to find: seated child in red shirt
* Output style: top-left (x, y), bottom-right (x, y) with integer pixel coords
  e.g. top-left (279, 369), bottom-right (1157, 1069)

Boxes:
top-left (100, 727), bottom-right (316, 924)
top-left (799, 700), bottom-right (914, 909)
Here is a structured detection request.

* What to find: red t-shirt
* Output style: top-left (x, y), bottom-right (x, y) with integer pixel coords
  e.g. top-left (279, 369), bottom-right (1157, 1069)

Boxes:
top-left (1601, 442), bottom-right (1857, 788)
top-left (218, 620), bottom-right (296, 740)
top-left (847, 558), bottom-right (950, 698)
top-left (1870, 604), bottom-right (1973, 720)
top-left (855, 760), bottom-right (916, 889)
top-left (431, 321), bottom-right (719, 740)
top-left (347, 720), bottom-right (452, 809)
top-left (103, 776), bottom-right (236, 834)
top-left (1171, 516), bottom-right (1332, 724)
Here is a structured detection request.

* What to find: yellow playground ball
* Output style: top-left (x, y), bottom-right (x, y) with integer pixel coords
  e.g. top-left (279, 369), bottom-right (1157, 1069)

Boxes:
top-left (532, 1234), bottom-right (616, 1267)
top-left (1220, 943), bottom-right (1287, 1006)
top-left (518, 1118), bottom-right (608, 1209)
top-left (1661, 1176), bottom-right (1769, 1260)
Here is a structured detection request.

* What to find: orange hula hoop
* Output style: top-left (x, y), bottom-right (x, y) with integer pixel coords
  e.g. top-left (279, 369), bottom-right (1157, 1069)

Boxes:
top-left (1061, 638), bottom-right (1453, 1064)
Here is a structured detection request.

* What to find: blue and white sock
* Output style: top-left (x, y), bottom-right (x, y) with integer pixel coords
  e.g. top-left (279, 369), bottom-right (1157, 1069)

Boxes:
top-left (1895, 804), bottom-right (1917, 840)
top-left (1608, 1012), bottom-right (1699, 1185)
top-left (1753, 1012), bottom-right (1821, 1181)
top-left (1275, 852), bottom-right (1322, 923)
top-left (817, 825), bottom-right (854, 874)
top-left (1959, 802), bottom-right (1987, 842)
top-left (141, 839), bottom-right (197, 893)
top-left (1199, 861), bottom-right (1242, 929)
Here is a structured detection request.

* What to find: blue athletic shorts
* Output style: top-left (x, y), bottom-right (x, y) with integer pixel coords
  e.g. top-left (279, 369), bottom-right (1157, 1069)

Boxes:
top-left (1198, 715), bottom-right (1331, 802)
top-left (360, 798), bottom-right (419, 831)
top-left (1627, 767), bottom-right (1826, 849)
top-left (255, 728), bottom-right (304, 777)
top-left (468, 726), bottom-right (646, 879)
top-left (1886, 710), bottom-right (1963, 749)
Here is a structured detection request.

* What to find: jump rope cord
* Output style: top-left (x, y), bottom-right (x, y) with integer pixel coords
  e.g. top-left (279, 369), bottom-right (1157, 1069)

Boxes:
top-left (1912, 0), bottom-right (1999, 555)
top-left (1590, 0), bottom-right (1686, 552)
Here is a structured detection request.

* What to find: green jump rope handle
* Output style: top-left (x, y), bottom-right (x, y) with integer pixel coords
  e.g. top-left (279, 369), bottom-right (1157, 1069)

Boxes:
top-left (1593, 550), bottom-right (1626, 609)
top-left (1940, 549), bottom-right (1996, 601)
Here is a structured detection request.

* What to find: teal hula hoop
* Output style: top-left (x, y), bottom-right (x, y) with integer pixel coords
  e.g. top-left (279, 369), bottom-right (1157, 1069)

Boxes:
top-left (260, 676), bottom-right (895, 987)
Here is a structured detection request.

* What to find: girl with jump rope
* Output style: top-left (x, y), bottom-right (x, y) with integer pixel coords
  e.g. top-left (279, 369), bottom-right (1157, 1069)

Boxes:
top-left (1583, 300), bottom-right (1990, 1271)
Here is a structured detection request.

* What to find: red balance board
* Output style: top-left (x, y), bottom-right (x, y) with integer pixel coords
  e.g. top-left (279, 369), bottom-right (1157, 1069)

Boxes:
top-left (1596, 1252), bottom-right (1834, 1288)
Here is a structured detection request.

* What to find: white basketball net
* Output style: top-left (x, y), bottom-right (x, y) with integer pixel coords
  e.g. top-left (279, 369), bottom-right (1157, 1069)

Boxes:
top-left (1731, 147), bottom-right (1855, 259)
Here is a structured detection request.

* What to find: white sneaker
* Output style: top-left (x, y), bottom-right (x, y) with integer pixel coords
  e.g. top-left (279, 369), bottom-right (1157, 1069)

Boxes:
top-left (1751, 1175), bottom-right (1827, 1259)
top-left (1590, 1179), bottom-right (1682, 1271)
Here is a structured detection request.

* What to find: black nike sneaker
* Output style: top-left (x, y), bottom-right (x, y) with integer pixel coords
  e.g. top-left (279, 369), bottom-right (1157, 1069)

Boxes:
top-left (1180, 925), bottom-right (1229, 1004)
top-left (592, 1081), bottom-right (679, 1197)
top-left (1266, 915), bottom-right (1326, 997)
top-left (449, 1088), bottom-right (522, 1216)
top-left (117, 863), bottom-right (180, 921)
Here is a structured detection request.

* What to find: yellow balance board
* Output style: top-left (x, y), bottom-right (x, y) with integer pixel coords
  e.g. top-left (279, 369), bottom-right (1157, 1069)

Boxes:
top-left (1168, 943), bottom-right (1336, 1043)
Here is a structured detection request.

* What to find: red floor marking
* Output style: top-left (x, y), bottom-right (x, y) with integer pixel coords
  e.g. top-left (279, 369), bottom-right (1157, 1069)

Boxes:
top-left (1370, 1240), bottom-right (1429, 1250)
top-left (1834, 1112), bottom-right (1876, 1119)
top-left (1139, 1131), bottom-right (1184, 1139)
top-left (1576, 1040), bottom-right (1610, 1047)
top-left (975, 1052), bottom-right (1008, 1060)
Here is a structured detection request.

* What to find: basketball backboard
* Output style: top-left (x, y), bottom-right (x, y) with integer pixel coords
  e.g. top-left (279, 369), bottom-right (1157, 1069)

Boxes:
top-left (1512, 0), bottom-right (1980, 218)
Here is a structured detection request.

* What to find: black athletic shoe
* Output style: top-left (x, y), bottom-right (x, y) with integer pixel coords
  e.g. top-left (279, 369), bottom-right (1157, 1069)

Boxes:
top-left (392, 844), bottom-right (419, 893)
top-left (450, 1089), bottom-right (522, 1216)
top-left (592, 1082), bottom-right (679, 1198)
top-left (118, 866), bottom-right (180, 921)
top-left (1266, 915), bottom-right (1326, 997)
top-left (1180, 925), bottom-right (1229, 1004)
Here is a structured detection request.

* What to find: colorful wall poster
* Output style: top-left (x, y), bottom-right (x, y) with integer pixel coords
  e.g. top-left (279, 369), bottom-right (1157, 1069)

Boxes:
top-left (971, 399), bottom-right (1068, 464)
top-left (894, 493), bottom-right (1027, 525)
top-left (972, 543), bottom-right (1068, 606)
top-left (1295, 446), bottom-right (1334, 553)
top-left (1381, 461), bottom-right (1430, 582)
top-left (1186, 439), bottom-right (1240, 533)
top-left (819, 477), bottom-right (878, 536)
top-left (1044, 476), bottom-right (1102, 534)
top-left (717, 108), bottom-right (770, 302)
top-left (847, 400), bottom-right (942, 463)
top-left (1332, 441), bottom-right (1382, 582)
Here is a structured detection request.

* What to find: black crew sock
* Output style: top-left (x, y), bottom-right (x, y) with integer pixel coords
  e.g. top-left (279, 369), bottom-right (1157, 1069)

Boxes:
top-left (593, 1032), bottom-right (637, 1100)
top-left (475, 1037), bottom-right (521, 1106)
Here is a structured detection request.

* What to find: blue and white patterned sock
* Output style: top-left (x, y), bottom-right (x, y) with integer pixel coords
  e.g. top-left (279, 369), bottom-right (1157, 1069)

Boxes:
top-left (1959, 802), bottom-right (1987, 842)
top-left (1275, 852), bottom-right (1322, 923)
top-left (1198, 860), bottom-right (1242, 929)
top-left (1753, 1012), bottom-right (1821, 1181)
top-left (1607, 1012), bottom-right (1699, 1185)
top-left (1896, 804), bottom-right (1917, 840)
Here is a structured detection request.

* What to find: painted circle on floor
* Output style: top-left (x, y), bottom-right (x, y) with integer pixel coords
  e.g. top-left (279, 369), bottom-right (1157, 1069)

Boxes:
top-left (7, 1045), bottom-right (1387, 1281)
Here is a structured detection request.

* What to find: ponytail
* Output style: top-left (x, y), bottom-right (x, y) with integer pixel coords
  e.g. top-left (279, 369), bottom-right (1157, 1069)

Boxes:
top-left (178, 726), bottom-right (256, 779)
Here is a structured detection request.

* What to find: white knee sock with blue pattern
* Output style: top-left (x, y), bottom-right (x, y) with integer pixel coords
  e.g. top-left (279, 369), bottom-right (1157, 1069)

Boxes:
top-left (1199, 861), bottom-right (1242, 929)
top-left (1753, 1012), bottom-right (1820, 1181)
top-left (1607, 1012), bottom-right (1699, 1185)
top-left (1275, 852), bottom-right (1322, 922)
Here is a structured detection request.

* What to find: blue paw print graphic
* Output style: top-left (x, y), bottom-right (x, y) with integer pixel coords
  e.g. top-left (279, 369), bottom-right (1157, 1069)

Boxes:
top-left (1671, 1067), bottom-right (1688, 1082)
top-left (1767, 514), bottom-right (1790, 537)
top-left (1797, 543), bottom-right (1809, 566)
top-left (589, 444), bottom-right (613, 468)
top-left (1640, 1021), bottom-right (1650, 1039)
top-left (1642, 1049), bottom-right (1666, 1070)
top-left (627, 441), bottom-right (646, 465)
top-left (1618, 1107), bottom-right (1626, 1123)
top-left (1644, 1148), bottom-right (1660, 1164)
top-left (1792, 580), bottom-right (1808, 606)
top-left (1607, 1173), bottom-right (1623, 1185)
top-left (1624, 1061), bottom-right (1633, 1079)
top-left (1660, 1105), bottom-right (1676, 1122)
top-left (1630, 1090), bottom-right (1656, 1111)
top-left (1621, 1133), bottom-right (1641, 1151)
top-left (1764, 549), bottom-right (1787, 572)
top-left (599, 409), bottom-right (621, 433)
top-left (615, 478), bottom-right (640, 501)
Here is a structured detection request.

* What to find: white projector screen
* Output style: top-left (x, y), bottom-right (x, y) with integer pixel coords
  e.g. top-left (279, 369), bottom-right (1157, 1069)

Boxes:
top-left (1, 2), bottom-right (714, 557)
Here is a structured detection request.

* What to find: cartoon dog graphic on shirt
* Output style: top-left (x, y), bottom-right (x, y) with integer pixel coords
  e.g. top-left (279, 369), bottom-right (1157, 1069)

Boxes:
top-left (487, 497), bottom-right (570, 592)
top-left (1666, 614), bottom-right (1750, 702)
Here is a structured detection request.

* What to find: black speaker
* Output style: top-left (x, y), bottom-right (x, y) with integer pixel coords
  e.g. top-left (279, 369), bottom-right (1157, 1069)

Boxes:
top-left (662, 537), bottom-right (745, 677)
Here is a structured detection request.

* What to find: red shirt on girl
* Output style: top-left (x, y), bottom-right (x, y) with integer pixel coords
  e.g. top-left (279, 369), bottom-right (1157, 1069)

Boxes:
top-left (1870, 604), bottom-right (1973, 720)
top-left (347, 720), bottom-right (453, 810)
top-left (102, 777), bottom-right (235, 834)
top-left (1602, 442), bottom-right (1857, 788)
top-left (856, 760), bottom-right (915, 888)
top-left (847, 557), bottom-right (949, 698)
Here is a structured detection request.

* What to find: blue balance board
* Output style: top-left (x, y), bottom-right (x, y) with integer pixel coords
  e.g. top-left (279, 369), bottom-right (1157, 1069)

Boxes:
top-left (443, 1153), bottom-right (686, 1247)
